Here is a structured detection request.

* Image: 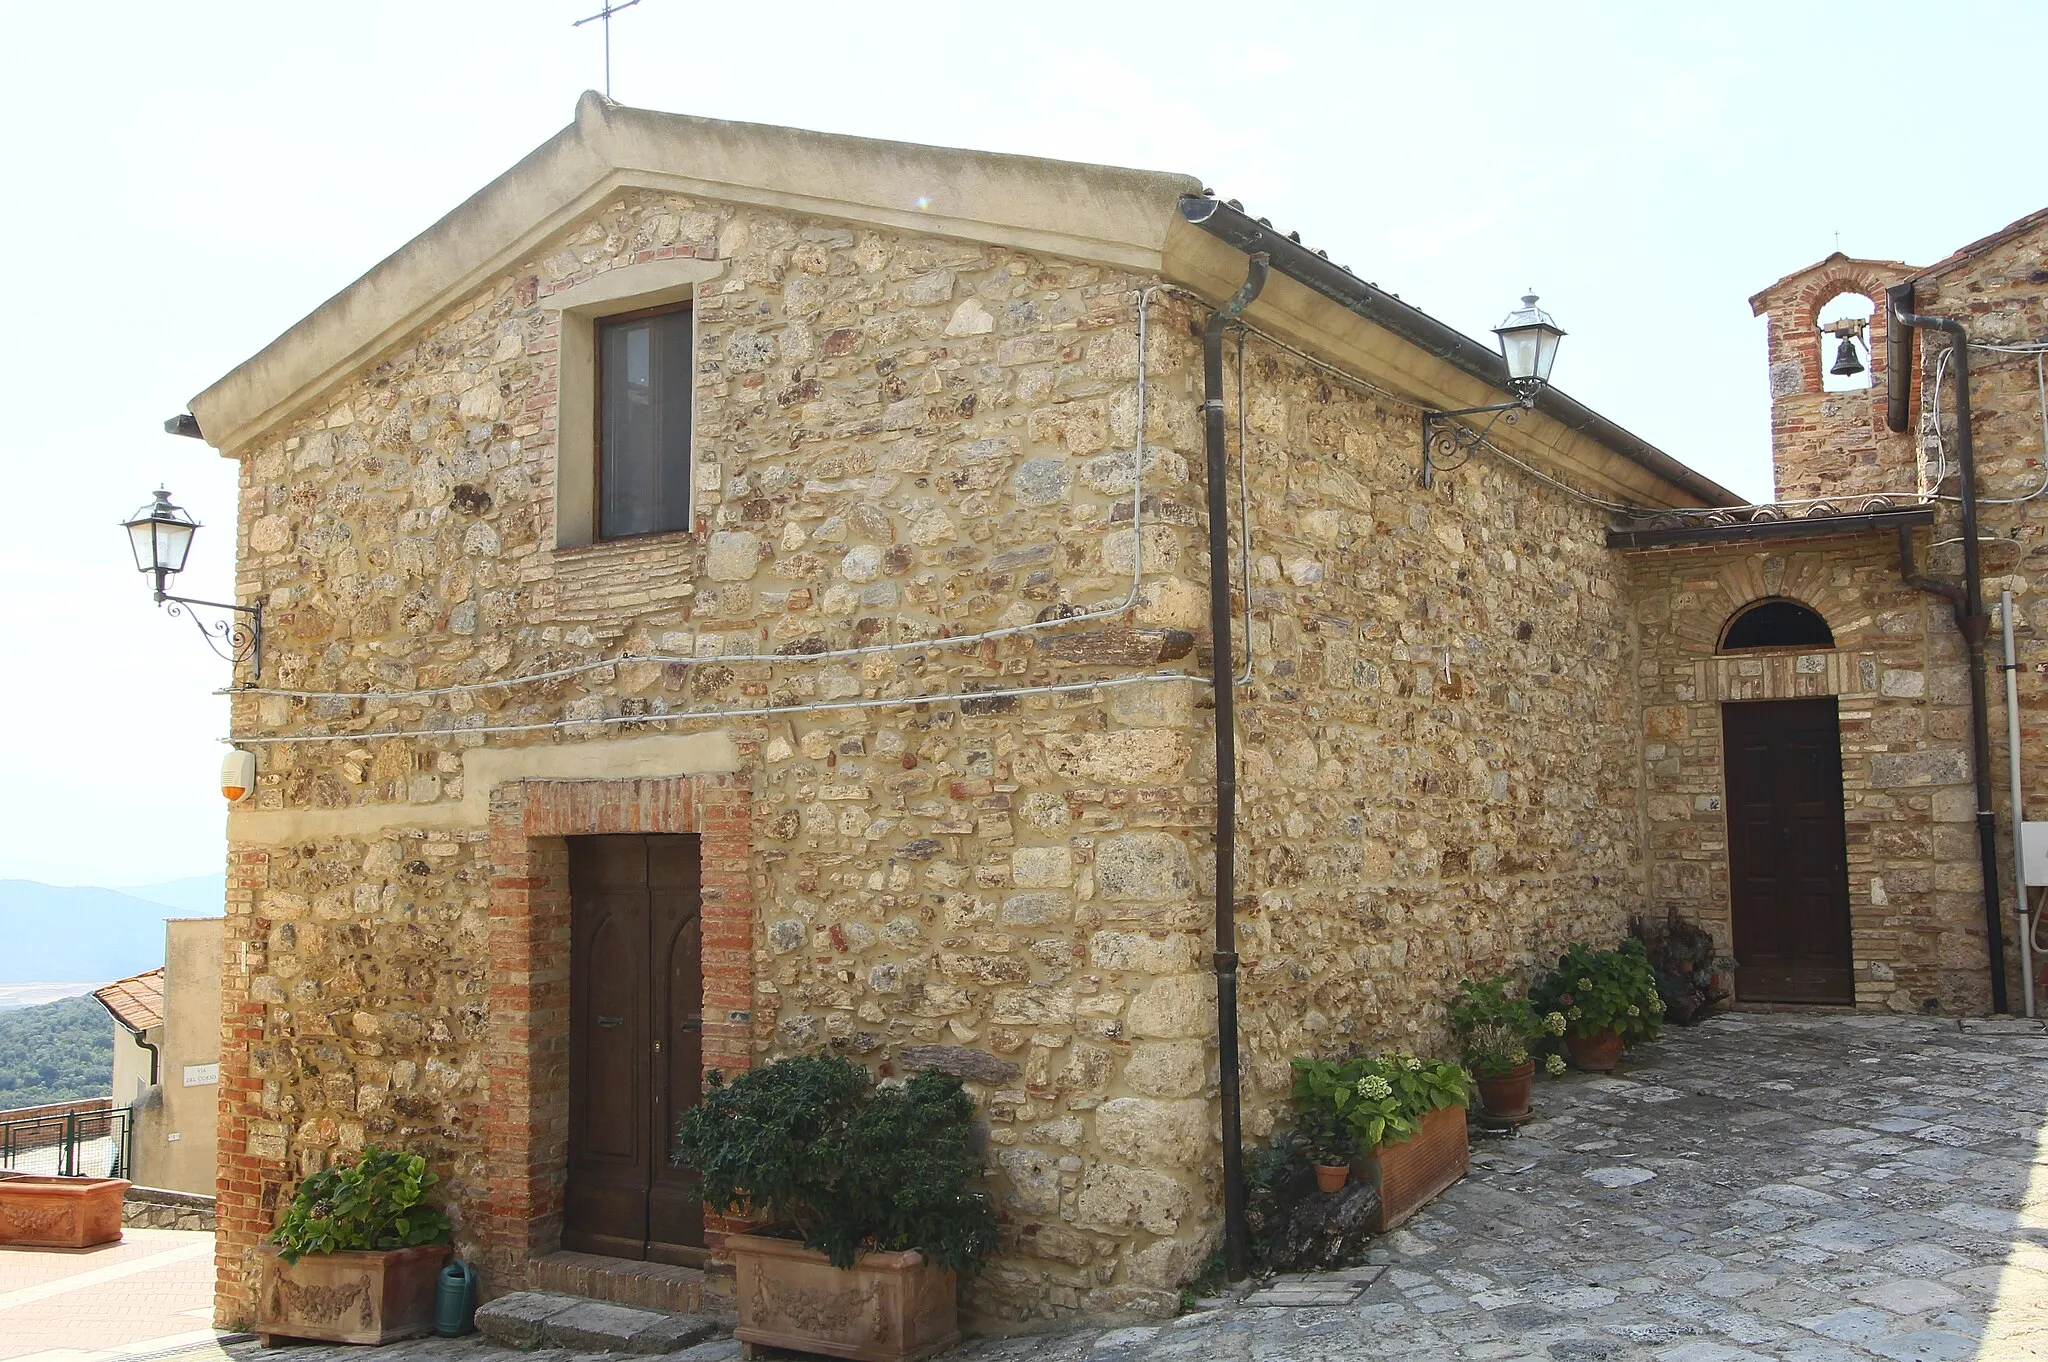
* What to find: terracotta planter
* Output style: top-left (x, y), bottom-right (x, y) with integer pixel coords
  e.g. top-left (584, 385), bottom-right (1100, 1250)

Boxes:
top-left (255, 1242), bottom-right (451, 1346)
top-left (1567, 1028), bottom-right (1624, 1072)
top-left (1312, 1162), bottom-right (1350, 1193)
top-left (0, 1175), bottom-right (128, 1248)
top-left (1475, 1061), bottom-right (1535, 1121)
top-left (727, 1231), bottom-right (957, 1362)
top-left (1358, 1104), bottom-right (1468, 1231)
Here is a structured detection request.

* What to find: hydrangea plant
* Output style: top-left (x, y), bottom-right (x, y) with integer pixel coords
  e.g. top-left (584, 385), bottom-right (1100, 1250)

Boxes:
top-left (1531, 938), bottom-right (1666, 1046)
top-left (1290, 1052), bottom-right (1472, 1153)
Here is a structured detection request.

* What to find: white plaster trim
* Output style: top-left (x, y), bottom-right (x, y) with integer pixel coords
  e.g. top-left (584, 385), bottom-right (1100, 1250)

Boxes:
top-left (224, 729), bottom-right (742, 843)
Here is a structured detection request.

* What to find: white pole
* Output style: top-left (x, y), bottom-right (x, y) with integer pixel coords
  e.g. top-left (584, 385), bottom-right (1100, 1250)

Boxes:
top-left (2001, 591), bottom-right (2036, 1018)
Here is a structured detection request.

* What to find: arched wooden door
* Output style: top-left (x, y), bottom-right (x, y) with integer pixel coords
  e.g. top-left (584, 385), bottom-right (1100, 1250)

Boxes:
top-left (565, 834), bottom-right (705, 1263)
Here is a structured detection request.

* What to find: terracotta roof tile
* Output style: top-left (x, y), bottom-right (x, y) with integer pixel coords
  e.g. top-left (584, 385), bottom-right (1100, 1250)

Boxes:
top-left (93, 968), bottom-right (165, 1033)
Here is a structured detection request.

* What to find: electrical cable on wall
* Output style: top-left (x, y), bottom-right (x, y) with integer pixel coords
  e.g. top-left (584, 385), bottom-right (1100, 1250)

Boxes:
top-left (228, 670), bottom-right (1208, 746)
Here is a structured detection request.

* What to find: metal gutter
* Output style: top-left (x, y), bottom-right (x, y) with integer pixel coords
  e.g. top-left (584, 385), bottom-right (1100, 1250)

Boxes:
top-left (1177, 195), bottom-right (1742, 509)
top-left (1605, 506), bottom-right (1934, 551)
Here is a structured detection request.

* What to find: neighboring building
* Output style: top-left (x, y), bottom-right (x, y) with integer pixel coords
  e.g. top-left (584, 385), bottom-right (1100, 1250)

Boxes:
top-left (94, 919), bottom-right (222, 1195)
top-left (171, 93), bottom-right (2031, 1329)
top-left (1622, 218), bottom-right (2048, 1017)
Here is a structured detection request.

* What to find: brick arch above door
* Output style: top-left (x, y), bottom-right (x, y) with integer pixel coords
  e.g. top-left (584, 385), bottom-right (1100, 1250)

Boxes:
top-left (478, 773), bottom-right (754, 1293)
top-left (1660, 552), bottom-right (1876, 657)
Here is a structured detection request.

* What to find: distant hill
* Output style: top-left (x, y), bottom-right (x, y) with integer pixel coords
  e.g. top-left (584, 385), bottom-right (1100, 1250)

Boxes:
top-left (0, 994), bottom-right (112, 1108)
top-left (0, 880), bottom-right (223, 985)
top-left (122, 872), bottom-right (226, 917)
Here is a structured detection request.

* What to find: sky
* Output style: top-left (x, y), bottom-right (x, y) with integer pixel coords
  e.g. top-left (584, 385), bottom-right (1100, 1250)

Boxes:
top-left (2, 0), bottom-right (2045, 887)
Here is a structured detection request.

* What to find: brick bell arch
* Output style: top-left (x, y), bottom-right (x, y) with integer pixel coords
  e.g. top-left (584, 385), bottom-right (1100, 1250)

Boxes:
top-left (479, 774), bottom-right (754, 1292)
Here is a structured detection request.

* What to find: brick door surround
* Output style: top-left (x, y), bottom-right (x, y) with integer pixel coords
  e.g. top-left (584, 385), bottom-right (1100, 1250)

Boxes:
top-left (481, 773), bottom-right (753, 1292)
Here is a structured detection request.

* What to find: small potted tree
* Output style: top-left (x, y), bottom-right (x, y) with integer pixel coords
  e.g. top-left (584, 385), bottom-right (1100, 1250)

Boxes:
top-left (1449, 975), bottom-right (1557, 1123)
top-left (1286, 1060), bottom-right (1359, 1192)
top-left (256, 1147), bottom-right (452, 1346)
top-left (674, 1055), bottom-right (997, 1362)
top-left (1533, 939), bottom-right (1665, 1072)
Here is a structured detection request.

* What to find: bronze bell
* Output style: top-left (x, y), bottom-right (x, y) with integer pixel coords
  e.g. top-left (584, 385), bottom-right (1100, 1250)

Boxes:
top-left (1831, 335), bottom-right (1866, 377)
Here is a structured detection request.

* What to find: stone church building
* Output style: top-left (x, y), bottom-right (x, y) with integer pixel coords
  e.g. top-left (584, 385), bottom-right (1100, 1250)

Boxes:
top-left (176, 93), bottom-right (2038, 1327)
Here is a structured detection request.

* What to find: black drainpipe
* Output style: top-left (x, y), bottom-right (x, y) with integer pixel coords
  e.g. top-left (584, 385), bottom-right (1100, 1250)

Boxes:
top-left (1202, 253), bottom-right (1268, 1281)
top-left (1890, 289), bottom-right (2011, 1014)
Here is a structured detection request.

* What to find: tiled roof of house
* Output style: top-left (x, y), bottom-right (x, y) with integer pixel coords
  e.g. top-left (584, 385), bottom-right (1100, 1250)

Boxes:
top-left (92, 968), bottom-right (165, 1034)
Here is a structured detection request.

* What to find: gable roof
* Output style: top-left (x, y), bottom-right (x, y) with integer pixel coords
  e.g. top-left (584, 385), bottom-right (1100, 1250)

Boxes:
top-left (1910, 203), bottom-right (2048, 283)
top-left (1747, 251), bottom-right (1917, 314)
top-left (188, 92), bottom-right (1201, 457)
top-left (93, 969), bottom-right (165, 1034)
top-left (187, 93), bottom-right (1736, 510)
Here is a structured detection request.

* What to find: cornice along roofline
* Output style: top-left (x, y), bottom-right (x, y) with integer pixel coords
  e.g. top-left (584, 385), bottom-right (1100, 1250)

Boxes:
top-left (186, 93), bottom-right (1726, 510)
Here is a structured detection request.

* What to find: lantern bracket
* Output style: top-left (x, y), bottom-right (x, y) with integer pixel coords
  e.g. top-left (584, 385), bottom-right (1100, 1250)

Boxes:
top-left (1420, 395), bottom-right (1536, 489)
top-left (158, 591), bottom-right (264, 681)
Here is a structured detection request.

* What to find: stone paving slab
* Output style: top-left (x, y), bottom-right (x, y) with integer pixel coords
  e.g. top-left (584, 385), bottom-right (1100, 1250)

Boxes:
top-left (66, 1015), bottom-right (2048, 1362)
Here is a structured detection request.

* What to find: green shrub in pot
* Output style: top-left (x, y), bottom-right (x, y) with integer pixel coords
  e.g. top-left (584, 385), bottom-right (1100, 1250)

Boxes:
top-left (673, 1053), bottom-right (998, 1274)
top-left (1532, 938), bottom-right (1665, 1048)
top-left (270, 1147), bottom-right (452, 1265)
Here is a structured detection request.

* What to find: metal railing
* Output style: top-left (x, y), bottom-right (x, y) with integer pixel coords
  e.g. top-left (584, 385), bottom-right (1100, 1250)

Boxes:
top-left (0, 1106), bottom-right (133, 1179)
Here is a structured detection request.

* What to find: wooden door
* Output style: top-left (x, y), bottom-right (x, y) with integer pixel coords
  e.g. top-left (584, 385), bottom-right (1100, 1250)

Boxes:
top-left (1723, 699), bottom-right (1854, 1004)
top-left (565, 835), bottom-right (705, 1262)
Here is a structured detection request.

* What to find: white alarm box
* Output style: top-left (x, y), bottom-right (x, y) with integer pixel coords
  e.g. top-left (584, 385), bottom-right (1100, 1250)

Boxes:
top-left (2022, 822), bottom-right (2048, 887)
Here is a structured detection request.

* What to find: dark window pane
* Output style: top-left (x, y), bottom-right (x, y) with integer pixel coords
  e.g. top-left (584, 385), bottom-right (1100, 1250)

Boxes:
top-left (1722, 599), bottom-right (1833, 651)
top-left (599, 306), bottom-right (693, 538)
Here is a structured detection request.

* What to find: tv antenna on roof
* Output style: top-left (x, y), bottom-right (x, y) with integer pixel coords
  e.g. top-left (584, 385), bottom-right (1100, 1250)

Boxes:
top-left (574, 0), bottom-right (642, 99)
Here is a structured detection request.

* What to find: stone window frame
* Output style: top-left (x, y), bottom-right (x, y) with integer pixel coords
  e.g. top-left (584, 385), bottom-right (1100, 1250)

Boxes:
top-left (547, 258), bottom-right (725, 550)
top-left (477, 773), bottom-right (754, 1291)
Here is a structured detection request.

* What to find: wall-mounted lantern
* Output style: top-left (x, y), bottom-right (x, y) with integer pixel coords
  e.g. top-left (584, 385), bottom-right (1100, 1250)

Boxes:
top-left (1421, 292), bottom-right (1568, 487)
top-left (120, 487), bottom-right (263, 681)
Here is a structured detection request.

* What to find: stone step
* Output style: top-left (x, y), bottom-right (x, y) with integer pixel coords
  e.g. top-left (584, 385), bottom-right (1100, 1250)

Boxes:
top-left (476, 1290), bottom-right (726, 1354)
top-left (532, 1249), bottom-right (712, 1314)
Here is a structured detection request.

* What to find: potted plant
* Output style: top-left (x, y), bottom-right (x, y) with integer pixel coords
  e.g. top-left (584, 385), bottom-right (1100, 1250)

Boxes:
top-left (1351, 1054), bottom-right (1472, 1230)
top-left (674, 1055), bottom-right (997, 1362)
top-left (1286, 1061), bottom-right (1359, 1192)
top-left (1532, 939), bottom-right (1665, 1072)
top-left (1292, 1052), bottom-right (1472, 1231)
top-left (1449, 975), bottom-right (1555, 1123)
top-left (256, 1147), bottom-right (452, 1346)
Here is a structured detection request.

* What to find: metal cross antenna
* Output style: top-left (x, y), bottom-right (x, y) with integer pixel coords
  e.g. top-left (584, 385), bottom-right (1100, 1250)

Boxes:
top-left (573, 0), bottom-right (642, 98)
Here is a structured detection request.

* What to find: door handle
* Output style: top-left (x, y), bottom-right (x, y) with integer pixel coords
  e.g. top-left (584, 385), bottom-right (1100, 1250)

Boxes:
top-left (675, 1019), bottom-right (703, 1031)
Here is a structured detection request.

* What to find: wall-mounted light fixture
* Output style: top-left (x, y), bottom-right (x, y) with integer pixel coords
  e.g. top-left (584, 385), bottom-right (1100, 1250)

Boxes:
top-left (121, 487), bottom-right (263, 681)
top-left (1421, 292), bottom-right (1566, 487)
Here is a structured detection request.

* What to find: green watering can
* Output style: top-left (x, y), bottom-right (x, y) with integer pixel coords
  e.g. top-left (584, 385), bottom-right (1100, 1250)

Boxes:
top-left (434, 1259), bottom-right (477, 1337)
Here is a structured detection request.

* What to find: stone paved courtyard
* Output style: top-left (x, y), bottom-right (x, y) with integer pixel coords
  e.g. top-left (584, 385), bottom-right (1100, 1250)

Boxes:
top-left (135, 1013), bottom-right (2047, 1362)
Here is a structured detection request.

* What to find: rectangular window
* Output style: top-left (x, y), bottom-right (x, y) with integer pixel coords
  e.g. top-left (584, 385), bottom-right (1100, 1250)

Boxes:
top-left (598, 303), bottom-right (693, 539)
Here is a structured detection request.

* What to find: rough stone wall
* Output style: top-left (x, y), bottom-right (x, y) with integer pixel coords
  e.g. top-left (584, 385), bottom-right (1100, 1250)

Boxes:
top-left (1626, 539), bottom-right (1991, 1012)
top-left (213, 180), bottom-right (1677, 1327)
top-left (215, 186), bottom-right (1228, 1327)
top-left (1751, 257), bottom-right (1919, 504)
top-left (1216, 338), bottom-right (1648, 1124)
top-left (1910, 223), bottom-right (2048, 1008)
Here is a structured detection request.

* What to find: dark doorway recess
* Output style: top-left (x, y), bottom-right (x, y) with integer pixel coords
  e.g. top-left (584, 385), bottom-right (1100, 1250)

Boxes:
top-left (1721, 598), bottom-right (1834, 651)
top-left (1723, 699), bottom-right (1855, 1004)
top-left (565, 834), bottom-right (705, 1264)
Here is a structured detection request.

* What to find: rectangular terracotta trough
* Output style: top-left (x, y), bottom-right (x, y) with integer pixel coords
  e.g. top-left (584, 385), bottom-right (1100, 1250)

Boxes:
top-left (0, 1174), bottom-right (130, 1248)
